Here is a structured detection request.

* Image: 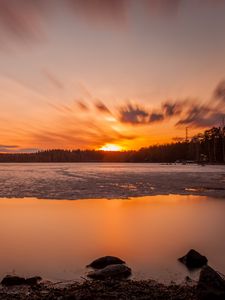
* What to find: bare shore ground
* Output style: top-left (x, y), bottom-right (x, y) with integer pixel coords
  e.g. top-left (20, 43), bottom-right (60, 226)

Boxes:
top-left (0, 279), bottom-right (197, 300)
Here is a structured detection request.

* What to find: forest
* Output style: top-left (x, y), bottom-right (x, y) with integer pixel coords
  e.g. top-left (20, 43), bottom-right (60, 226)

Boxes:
top-left (0, 126), bottom-right (224, 163)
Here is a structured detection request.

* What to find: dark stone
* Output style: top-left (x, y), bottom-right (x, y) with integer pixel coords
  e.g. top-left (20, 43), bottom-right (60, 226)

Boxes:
top-left (185, 276), bottom-right (192, 282)
top-left (87, 264), bottom-right (132, 280)
top-left (178, 249), bottom-right (208, 269)
top-left (87, 256), bottom-right (125, 269)
top-left (25, 276), bottom-right (42, 285)
top-left (1, 275), bottom-right (26, 286)
top-left (197, 266), bottom-right (225, 300)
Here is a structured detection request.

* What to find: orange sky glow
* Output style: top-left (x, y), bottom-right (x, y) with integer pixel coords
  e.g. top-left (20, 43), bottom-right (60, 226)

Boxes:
top-left (0, 0), bottom-right (225, 153)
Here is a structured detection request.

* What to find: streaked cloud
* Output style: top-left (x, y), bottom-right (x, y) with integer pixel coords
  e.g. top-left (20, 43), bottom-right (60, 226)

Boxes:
top-left (69, 0), bottom-right (128, 27)
top-left (118, 81), bottom-right (225, 128)
top-left (0, 144), bottom-right (39, 153)
top-left (0, 0), bottom-right (47, 45)
top-left (43, 69), bottom-right (64, 90)
top-left (176, 104), bottom-right (223, 127)
top-left (214, 80), bottom-right (225, 102)
top-left (0, 0), bottom-right (223, 47)
top-left (149, 112), bottom-right (164, 123)
top-left (162, 102), bottom-right (183, 117)
top-left (76, 100), bottom-right (89, 111)
top-left (95, 101), bottom-right (111, 114)
top-left (119, 104), bottom-right (149, 124)
top-left (0, 144), bottom-right (18, 152)
top-left (143, 0), bottom-right (181, 17)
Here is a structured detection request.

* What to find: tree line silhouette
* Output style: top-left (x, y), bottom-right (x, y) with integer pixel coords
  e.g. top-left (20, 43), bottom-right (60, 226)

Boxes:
top-left (0, 126), bottom-right (224, 163)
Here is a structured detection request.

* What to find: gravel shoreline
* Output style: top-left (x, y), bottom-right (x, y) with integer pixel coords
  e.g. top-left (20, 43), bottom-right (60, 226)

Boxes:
top-left (0, 279), bottom-right (198, 300)
top-left (1, 263), bottom-right (224, 299)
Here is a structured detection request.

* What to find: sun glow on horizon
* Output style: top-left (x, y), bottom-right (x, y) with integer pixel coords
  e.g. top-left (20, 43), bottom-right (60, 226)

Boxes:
top-left (99, 144), bottom-right (123, 152)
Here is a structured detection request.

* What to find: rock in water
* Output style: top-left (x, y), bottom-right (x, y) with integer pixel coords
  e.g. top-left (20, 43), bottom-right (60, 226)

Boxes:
top-left (87, 256), bottom-right (125, 269)
top-left (178, 249), bottom-right (208, 269)
top-left (87, 264), bottom-right (131, 280)
top-left (1, 275), bottom-right (26, 286)
top-left (25, 276), bottom-right (42, 285)
top-left (197, 266), bottom-right (225, 300)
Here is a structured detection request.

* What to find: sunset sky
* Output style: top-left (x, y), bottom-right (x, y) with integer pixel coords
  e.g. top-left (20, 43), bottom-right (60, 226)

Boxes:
top-left (0, 0), bottom-right (225, 152)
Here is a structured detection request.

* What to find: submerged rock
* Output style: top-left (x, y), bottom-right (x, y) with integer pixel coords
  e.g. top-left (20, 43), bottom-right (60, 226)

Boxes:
top-left (87, 256), bottom-right (125, 269)
top-left (25, 276), bottom-right (42, 285)
top-left (1, 275), bottom-right (26, 286)
top-left (197, 266), bottom-right (225, 300)
top-left (87, 264), bottom-right (132, 280)
top-left (178, 249), bottom-right (208, 269)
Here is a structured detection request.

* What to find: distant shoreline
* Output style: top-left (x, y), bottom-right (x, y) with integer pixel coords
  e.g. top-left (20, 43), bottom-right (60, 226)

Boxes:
top-left (1, 127), bottom-right (225, 164)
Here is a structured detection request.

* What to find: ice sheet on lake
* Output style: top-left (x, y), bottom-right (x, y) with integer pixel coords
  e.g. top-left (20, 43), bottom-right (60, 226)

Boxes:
top-left (0, 163), bottom-right (224, 199)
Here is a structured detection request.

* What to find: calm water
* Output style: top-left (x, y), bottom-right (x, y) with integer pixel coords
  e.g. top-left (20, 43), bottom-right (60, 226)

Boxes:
top-left (0, 195), bottom-right (225, 283)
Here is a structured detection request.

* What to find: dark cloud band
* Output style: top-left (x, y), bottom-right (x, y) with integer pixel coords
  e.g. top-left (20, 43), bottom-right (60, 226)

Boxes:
top-left (119, 80), bottom-right (225, 128)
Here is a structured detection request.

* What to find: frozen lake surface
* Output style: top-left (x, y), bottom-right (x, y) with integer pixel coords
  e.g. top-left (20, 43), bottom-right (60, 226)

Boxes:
top-left (0, 163), bottom-right (224, 199)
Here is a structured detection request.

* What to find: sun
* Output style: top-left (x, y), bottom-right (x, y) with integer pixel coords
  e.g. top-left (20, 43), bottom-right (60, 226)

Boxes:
top-left (99, 144), bottom-right (123, 151)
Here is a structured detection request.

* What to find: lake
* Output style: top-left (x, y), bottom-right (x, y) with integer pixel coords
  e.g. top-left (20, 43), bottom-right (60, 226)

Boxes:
top-left (0, 163), bottom-right (224, 199)
top-left (0, 194), bottom-right (225, 283)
